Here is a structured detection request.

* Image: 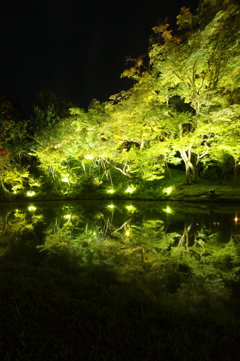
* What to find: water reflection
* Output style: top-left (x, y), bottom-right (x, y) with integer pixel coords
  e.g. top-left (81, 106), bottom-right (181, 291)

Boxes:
top-left (1, 200), bottom-right (240, 248)
top-left (1, 200), bottom-right (240, 360)
top-left (1, 201), bottom-right (240, 278)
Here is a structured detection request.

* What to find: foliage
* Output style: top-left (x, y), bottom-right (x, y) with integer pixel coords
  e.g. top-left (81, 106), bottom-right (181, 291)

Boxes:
top-left (1, 2), bottom-right (240, 199)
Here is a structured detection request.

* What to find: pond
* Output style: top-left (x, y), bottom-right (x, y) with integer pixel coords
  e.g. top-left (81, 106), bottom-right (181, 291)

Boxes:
top-left (1, 200), bottom-right (240, 360)
top-left (1, 199), bottom-right (240, 249)
top-left (1, 199), bottom-right (240, 286)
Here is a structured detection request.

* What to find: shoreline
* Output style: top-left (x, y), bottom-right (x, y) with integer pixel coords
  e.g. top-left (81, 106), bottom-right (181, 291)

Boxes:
top-left (1, 184), bottom-right (240, 204)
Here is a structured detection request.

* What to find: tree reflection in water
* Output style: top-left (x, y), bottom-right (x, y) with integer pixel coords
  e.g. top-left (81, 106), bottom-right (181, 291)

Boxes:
top-left (1, 201), bottom-right (240, 360)
top-left (0, 201), bottom-right (240, 299)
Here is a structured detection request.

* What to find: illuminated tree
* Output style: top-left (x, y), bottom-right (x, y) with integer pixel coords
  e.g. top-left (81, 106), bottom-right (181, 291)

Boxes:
top-left (204, 105), bottom-right (240, 182)
top-left (30, 0), bottom-right (240, 194)
top-left (32, 99), bottom-right (112, 194)
top-left (119, 1), bottom-right (240, 183)
top-left (0, 92), bottom-right (33, 197)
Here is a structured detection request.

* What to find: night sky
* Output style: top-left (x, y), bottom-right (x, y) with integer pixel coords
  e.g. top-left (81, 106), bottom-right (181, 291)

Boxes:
top-left (0, 0), bottom-right (199, 114)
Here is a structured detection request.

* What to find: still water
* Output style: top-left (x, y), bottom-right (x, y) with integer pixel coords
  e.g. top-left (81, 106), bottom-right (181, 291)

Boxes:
top-left (1, 199), bottom-right (240, 298)
top-left (1, 200), bottom-right (240, 243)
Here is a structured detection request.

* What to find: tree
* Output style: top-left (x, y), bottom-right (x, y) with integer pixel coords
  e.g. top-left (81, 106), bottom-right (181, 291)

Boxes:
top-left (0, 92), bottom-right (31, 197)
top-left (141, 2), bottom-right (240, 183)
top-left (31, 90), bottom-right (72, 136)
top-left (29, 1), bottom-right (240, 193)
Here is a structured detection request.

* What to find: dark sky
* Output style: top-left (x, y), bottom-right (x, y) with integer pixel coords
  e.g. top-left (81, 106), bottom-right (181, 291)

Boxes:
top-left (0, 0), bottom-right (199, 114)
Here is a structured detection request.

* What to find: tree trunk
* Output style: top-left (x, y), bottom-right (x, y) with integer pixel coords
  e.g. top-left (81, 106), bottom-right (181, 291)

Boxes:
top-left (180, 149), bottom-right (198, 184)
top-left (191, 160), bottom-right (199, 183)
top-left (193, 161), bottom-right (199, 183)
top-left (178, 216), bottom-right (194, 250)
top-left (185, 162), bottom-right (192, 185)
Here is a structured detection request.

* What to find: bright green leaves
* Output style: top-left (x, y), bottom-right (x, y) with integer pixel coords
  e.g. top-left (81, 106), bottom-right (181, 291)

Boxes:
top-left (22, 1), bottom-right (240, 195)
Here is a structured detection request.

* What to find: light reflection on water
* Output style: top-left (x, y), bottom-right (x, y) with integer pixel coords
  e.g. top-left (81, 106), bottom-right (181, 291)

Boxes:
top-left (1, 200), bottom-right (240, 302)
top-left (1, 200), bottom-right (240, 245)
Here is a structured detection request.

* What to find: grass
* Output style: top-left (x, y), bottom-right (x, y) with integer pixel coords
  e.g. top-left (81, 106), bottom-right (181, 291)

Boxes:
top-left (1, 244), bottom-right (240, 361)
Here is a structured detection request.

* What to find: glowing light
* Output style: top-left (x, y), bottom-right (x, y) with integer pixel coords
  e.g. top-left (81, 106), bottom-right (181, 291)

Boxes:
top-left (163, 186), bottom-right (173, 195)
top-left (125, 185), bottom-right (136, 193)
top-left (63, 214), bottom-right (72, 220)
top-left (125, 205), bottom-right (137, 212)
top-left (162, 206), bottom-right (173, 214)
top-left (107, 204), bottom-right (115, 209)
top-left (28, 205), bottom-right (37, 212)
top-left (107, 188), bottom-right (115, 194)
top-left (26, 191), bottom-right (36, 197)
top-left (85, 155), bottom-right (94, 160)
top-left (61, 177), bottom-right (69, 183)
top-left (125, 230), bottom-right (131, 237)
top-left (234, 215), bottom-right (239, 224)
